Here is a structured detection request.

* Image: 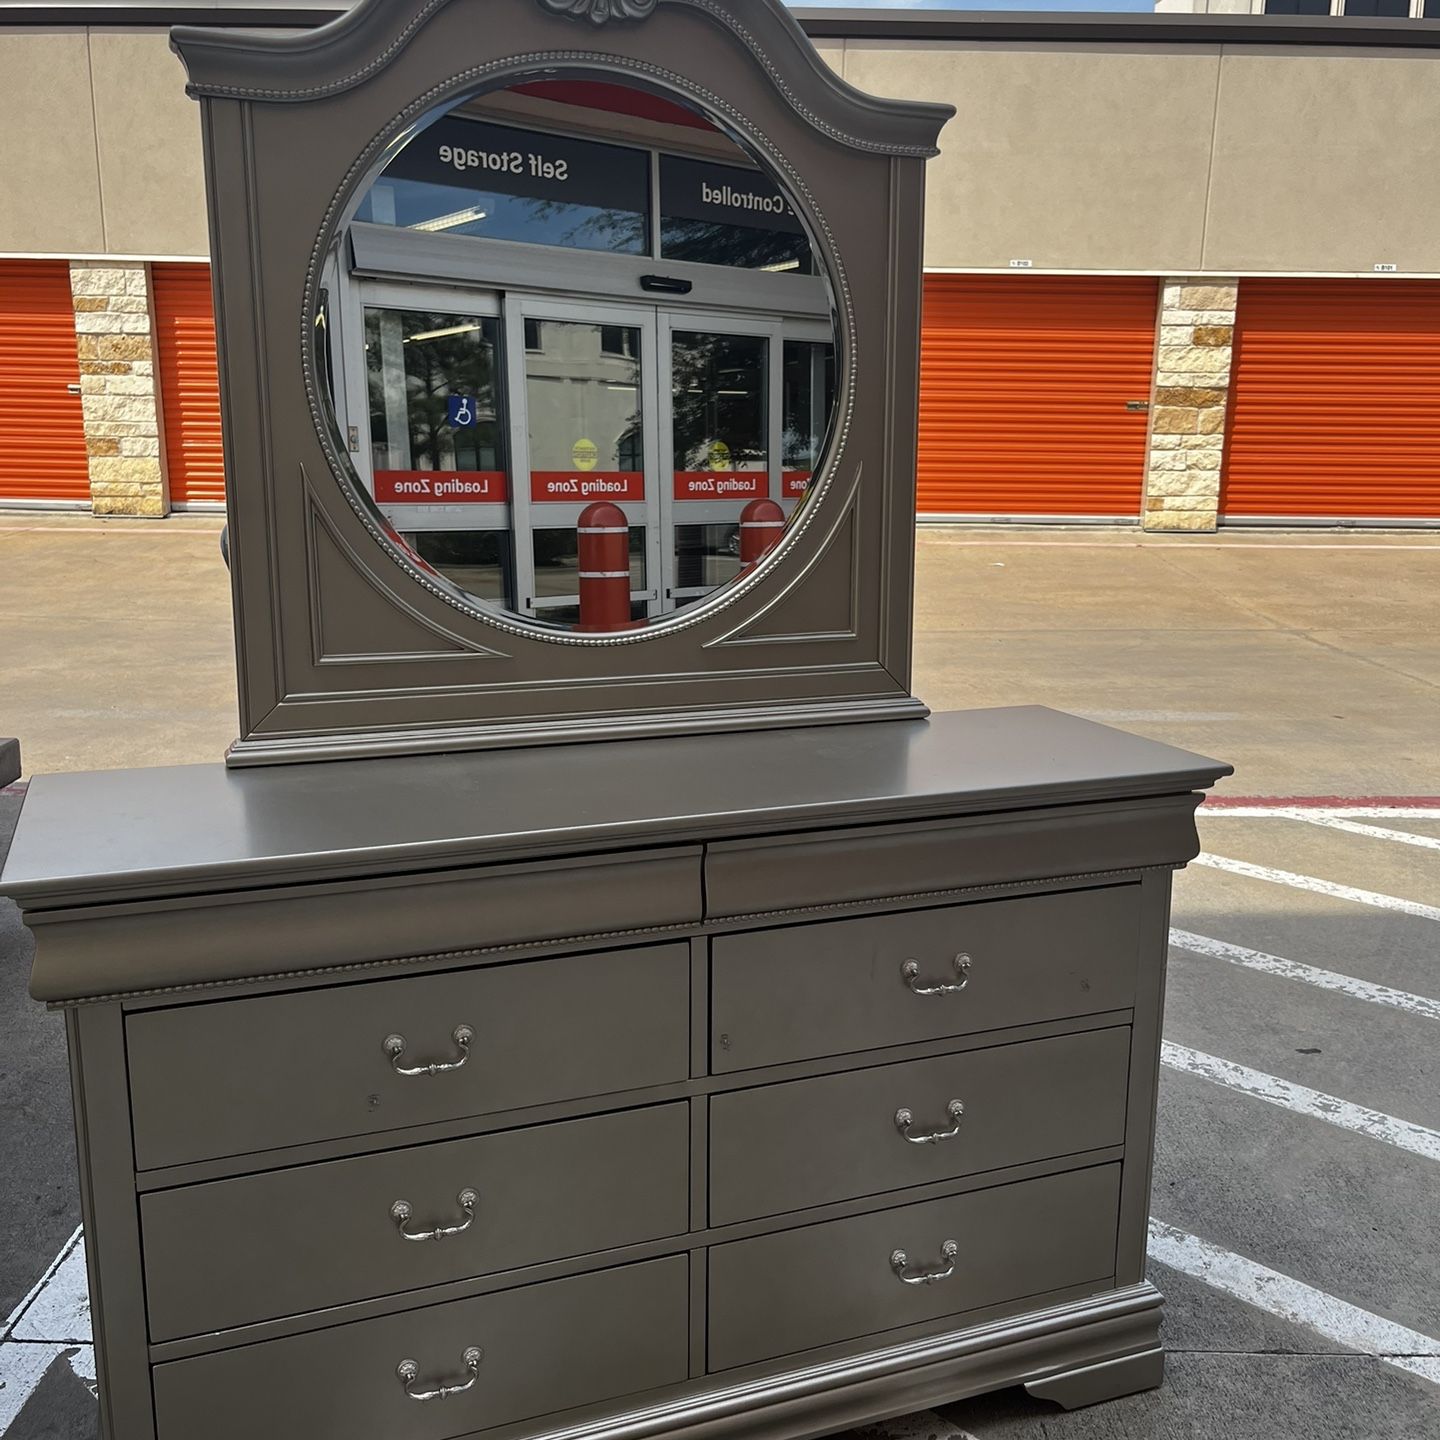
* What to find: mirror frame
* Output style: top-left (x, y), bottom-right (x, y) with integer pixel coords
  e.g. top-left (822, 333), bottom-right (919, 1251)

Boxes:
top-left (172, 0), bottom-right (952, 766)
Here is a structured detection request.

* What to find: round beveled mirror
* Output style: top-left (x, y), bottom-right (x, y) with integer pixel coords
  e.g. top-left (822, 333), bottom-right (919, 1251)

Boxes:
top-left (316, 72), bottom-right (838, 635)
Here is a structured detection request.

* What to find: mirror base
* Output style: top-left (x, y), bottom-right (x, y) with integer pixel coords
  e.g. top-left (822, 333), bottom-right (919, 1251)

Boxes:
top-left (223, 694), bottom-right (930, 768)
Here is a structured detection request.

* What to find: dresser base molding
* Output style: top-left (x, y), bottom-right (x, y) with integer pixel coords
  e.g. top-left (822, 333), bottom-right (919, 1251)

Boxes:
top-left (500, 1283), bottom-right (1164, 1440)
top-left (1024, 1345), bottom-right (1165, 1411)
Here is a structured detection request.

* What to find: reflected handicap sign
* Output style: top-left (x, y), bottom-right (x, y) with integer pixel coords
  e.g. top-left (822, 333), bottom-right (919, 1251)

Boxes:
top-left (448, 394), bottom-right (477, 428)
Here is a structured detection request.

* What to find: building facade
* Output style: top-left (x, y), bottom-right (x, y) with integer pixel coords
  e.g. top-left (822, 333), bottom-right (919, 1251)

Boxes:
top-left (3, 5), bottom-right (1440, 530)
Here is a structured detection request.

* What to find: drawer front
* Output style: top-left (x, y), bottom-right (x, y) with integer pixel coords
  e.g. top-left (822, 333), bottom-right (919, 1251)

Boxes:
top-left (709, 1027), bottom-right (1129, 1226)
top-left (129, 943), bottom-right (690, 1170)
top-left (153, 1256), bottom-right (689, 1440)
top-left (142, 1103), bottom-right (690, 1342)
top-left (707, 1164), bottom-right (1120, 1371)
top-left (711, 886), bottom-right (1137, 1073)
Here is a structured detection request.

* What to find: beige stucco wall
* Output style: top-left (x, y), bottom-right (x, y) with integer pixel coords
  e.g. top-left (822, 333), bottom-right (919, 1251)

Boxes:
top-left (843, 41), bottom-right (1224, 274)
top-left (0, 27), bottom-right (206, 258)
top-left (5, 28), bottom-right (1440, 276)
top-left (829, 39), bottom-right (1440, 276)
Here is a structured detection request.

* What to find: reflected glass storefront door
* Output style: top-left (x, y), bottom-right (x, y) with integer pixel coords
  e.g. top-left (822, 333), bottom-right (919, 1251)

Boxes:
top-left (358, 292), bottom-right (514, 604)
top-left (666, 323), bottom-right (772, 602)
top-left (352, 281), bottom-right (832, 625)
top-left (506, 300), bottom-right (661, 623)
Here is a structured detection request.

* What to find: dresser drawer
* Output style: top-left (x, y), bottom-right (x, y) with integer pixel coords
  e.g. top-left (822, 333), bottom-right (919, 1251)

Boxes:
top-left (142, 1102), bottom-right (689, 1341)
top-left (707, 1164), bottom-right (1120, 1371)
top-left (710, 886), bottom-right (1137, 1073)
top-left (128, 943), bottom-right (690, 1170)
top-left (709, 1027), bottom-right (1129, 1225)
top-left (153, 1256), bottom-right (689, 1440)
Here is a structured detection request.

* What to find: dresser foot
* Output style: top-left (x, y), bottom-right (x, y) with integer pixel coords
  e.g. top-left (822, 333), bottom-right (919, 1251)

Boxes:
top-left (1023, 1347), bottom-right (1164, 1411)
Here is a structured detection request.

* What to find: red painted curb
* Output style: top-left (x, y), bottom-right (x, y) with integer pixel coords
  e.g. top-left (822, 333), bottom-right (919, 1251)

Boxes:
top-left (1203, 795), bottom-right (1440, 808)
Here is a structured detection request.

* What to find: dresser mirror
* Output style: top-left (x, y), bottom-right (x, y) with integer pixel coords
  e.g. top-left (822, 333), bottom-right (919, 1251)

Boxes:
top-left (317, 73), bottom-right (839, 634)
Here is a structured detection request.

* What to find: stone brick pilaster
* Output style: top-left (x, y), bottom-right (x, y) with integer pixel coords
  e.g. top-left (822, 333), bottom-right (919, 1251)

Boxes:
top-left (1141, 278), bottom-right (1238, 532)
top-left (69, 263), bottom-right (169, 518)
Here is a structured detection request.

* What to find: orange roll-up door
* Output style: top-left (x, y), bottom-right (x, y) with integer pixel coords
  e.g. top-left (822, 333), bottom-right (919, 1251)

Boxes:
top-left (154, 263), bottom-right (225, 507)
top-left (917, 275), bottom-right (1157, 518)
top-left (1222, 280), bottom-right (1440, 522)
top-left (0, 261), bottom-right (89, 502)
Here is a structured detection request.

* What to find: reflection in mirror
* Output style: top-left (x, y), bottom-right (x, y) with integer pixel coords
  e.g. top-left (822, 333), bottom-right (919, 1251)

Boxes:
top-left (323, 75), bottom-right (837, 633)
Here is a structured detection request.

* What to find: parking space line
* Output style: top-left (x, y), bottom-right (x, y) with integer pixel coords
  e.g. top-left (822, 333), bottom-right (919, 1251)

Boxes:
top-left (1148, 1220), bottom-right (1440, 1387)
top-left (0, 1228), bottom-right (80, 1342)
top-left (1169, 929), bottom-right (1440, 1021)
top-left (1287, 815), bottom-right (1440, 852)
top-left (0, 1226), bottom-right (94, 1432)
top-left (1160, 1042), bottom-right (1440, 1162)
top-left (1192, 854), bottom-right (1440, 922)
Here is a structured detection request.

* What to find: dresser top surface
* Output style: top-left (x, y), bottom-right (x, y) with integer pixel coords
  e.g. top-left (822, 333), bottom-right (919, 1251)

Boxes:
top-left (1, 707), bottom-right (1228, 908)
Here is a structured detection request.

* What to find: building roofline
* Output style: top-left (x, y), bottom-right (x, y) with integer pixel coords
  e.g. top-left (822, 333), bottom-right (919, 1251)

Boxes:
top-left (4, 3), bottom-right (1440, 51)
top-left (797, 8), bottom-right (1440, 47)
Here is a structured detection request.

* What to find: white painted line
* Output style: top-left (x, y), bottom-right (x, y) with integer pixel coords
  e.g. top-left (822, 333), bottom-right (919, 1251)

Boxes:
top-left (0, 1229), bottom-right (94, 1431)
top-left (1289, 815), bottom-right (1440, 853)
top-left (1168, 929), bottom-right (1440, 1022)
top-left (1160, 1041), bottom-right (1440, 1162)
top-left (9, 1239), bottom-right (90, 1344)
top-left (1148, 1220), bottom-right (1440, 1386)
top-left (1192, 853), bottom-right (1440, 923)
top-left (1, 1228), bottom-right (79, 1341)
top-left (0, 1343), bottom-right (70, 1430)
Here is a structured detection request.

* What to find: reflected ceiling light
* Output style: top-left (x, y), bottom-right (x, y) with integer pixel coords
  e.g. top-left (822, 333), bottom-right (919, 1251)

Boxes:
top-left (405, 323), bottom-right (483, 343)
top-left (762, 258), bottom-right (800, 272)
top-left (410, 206), bottom-right (489, 233)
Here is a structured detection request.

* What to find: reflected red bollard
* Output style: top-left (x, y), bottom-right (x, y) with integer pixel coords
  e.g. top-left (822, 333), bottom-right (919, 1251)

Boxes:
top-left (576, 501), bottom-right (633, 632)
top-left (739, 497), bottom-right (786, 576)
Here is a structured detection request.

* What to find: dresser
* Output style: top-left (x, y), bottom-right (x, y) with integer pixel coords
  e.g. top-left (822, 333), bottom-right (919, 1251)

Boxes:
top-left (3, 707), bottom-right (1228, 1440)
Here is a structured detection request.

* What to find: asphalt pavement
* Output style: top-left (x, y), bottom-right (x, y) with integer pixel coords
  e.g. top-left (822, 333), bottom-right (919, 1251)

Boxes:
top-left (1, 522), bottom-right (1438, 1437)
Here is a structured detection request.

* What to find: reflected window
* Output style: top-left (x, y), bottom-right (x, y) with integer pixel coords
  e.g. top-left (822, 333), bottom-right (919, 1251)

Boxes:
top-left (525, 319), bottom-right (645, 506)
top-left (674, 523), bottom-right (741, 593)
top-left (533, 526), bottom-right (647, 600)
top-left (405, 529), bottom-right (512, 603)
top-left (356, 117), bottom-right (649, 255)
top-left (659, 156), bottom-right (812, 272)
top-left (365, 307), bottom-right (507, 496)
top-left (671, 331), bottom-right (767, 501)
top-left (364, 308), bottom-right (512, 599)
top-left (782, 340), bottom-right (835, 502)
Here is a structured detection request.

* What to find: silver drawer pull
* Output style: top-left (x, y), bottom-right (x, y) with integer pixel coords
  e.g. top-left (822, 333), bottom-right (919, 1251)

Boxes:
top-left (901, 954), bottom-right (971, 996)
top-left (396, 1346), bottom-right (483, 1401)
top-left (894, 1099), bottom-right (964, 1144)
top-left (890, 1240), bottom-right (959, 1286)
top-left (391, 1188), bottom-right (479, 1242)
top-left (383, 1024), bottom-right (474, 1076)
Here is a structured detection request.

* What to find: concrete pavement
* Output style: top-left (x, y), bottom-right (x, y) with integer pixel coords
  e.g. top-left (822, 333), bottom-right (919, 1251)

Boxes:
top-left (1, 519), bottom-right (1438, 1438)
top-left (2, 515), bottom-right (1438, 790)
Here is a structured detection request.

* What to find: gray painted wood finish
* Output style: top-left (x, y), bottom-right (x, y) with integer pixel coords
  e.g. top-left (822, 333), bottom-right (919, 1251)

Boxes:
top-left (126, 942), bottom-right (691, 1168)
top-left (707, 1164), bottom-right (1123, 1371)
top-left (159, 0), bottom-right (953, 764)
top-left (710, 886), bottom-right (1139, 1072)
top-left (6, 708), bottom-right (1220, 915)
top-left (708, 1027), bottom-right (1131, 1225)
top-left (141, 1102), bottom-right (691, 1341)
top-left (152, 1255), bottom-right (691, 1440)
top-left (2, 709), bottom-right (1230, 1438)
